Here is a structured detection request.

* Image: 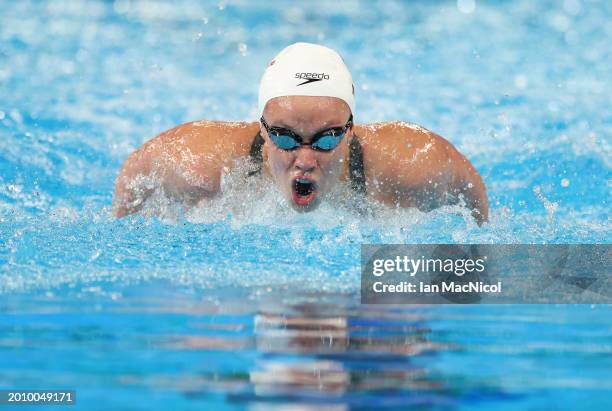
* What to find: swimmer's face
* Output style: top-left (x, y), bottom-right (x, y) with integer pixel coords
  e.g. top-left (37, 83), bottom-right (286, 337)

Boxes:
top-left (261, 96), bottom-right (353, 211)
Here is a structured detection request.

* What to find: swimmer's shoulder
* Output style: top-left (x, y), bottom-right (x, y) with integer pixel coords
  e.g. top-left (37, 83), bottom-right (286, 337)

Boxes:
top-left (114, 120), bottom-right (261, 216)
top-left (353, 121), bottom-right (452, 176)
top-left (147, 120), bottom-right (260, 160)
top-left (120, 120), bottom-right (260, 189)
top-left (353, 121), bottom-right (441, 150)
top-left (353, 121), bottom-right (488, 222)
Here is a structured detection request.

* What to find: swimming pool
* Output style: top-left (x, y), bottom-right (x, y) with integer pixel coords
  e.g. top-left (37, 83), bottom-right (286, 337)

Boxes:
top-left (1, 0), bottom-right (611, 409)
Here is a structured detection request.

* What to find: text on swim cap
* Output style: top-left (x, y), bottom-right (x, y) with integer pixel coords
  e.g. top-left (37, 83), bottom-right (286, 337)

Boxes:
top-left (294, 72), bottom-right (330, 80)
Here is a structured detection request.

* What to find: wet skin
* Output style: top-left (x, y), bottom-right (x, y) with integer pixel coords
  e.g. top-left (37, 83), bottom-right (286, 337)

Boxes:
top-left (113, 96), bottom-right (488, 223)
top-left (260, 97), bottom-right (352, 212)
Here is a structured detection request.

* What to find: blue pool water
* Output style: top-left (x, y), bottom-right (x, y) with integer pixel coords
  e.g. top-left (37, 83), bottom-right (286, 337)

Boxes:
top-left (1, 0), bottom-right (611, 410)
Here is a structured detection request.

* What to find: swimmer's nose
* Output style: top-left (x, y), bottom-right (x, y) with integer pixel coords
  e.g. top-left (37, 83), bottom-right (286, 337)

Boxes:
top-left (294, 147), bottom-right (317, 173)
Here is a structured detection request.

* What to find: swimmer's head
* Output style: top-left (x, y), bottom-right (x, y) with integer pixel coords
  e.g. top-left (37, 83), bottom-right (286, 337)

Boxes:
top-left (258, 43), bottom-right (355, 211)
top-left (261, 96), bottom-right (353, 212)
top-left (258, 42), bottom-right (355, 116)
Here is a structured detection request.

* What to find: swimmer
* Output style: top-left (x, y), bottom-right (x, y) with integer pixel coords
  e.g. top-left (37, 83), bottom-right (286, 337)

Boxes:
top-left (113, 43), bottom-right (488, 223)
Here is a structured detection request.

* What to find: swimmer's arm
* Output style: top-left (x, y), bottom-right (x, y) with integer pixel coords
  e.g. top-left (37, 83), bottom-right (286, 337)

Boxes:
top-left (369, 125), bottom-right (488, 224)
top-left (112, 147), bottom-right (154, 217)
top-left (112, 126), bottom-right (222, 217)
top-left (445, 141), bottom-right (489, 224)
top-left (417, 133), bottom-right (488, 224)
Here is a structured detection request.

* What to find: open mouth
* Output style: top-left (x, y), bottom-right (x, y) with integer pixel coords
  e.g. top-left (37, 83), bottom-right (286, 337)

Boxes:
top-left (291, 178), bottom-right (318, 207)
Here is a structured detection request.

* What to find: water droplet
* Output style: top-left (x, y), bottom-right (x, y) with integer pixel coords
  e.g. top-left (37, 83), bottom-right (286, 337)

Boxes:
top-left (514, 74), bottom-right (528, 89)
top-left (9, 109), bottom-right (23, 124)
top-left (238, 43), bottom-right (248, 56)
top-left (89, 250), bottom-right (101, 261)
top-left (561, 178), bottom-right (570, 187)
top-left (8, 184), bottom-right (22, 194)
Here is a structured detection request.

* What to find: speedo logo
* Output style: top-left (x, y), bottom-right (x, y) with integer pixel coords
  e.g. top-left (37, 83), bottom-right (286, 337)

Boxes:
top-left (295, 72), bottom-right (329, 86)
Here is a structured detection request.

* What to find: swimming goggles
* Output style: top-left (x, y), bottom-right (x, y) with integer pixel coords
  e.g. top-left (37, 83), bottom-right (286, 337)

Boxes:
top-left (260, 114), bottom-right (353, 151)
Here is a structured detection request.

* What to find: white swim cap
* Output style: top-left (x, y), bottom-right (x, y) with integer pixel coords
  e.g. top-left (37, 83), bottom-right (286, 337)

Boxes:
top-left (258, 42), bottom-right (355, 115)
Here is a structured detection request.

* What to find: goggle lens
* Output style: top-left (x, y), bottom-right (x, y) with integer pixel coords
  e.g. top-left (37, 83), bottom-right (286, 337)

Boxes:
top-left (261, 115), bottom-right (352, 152)
top-left (311, 134), bottom-right (344, 151)
top-left (269, 133), bottom-right (301, 150)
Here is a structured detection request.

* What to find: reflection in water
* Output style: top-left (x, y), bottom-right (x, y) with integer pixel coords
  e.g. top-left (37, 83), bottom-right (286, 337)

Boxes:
top-left (3, 286), bottom-right (608, 409)
top-left (163, 291), bottom-right (459, 409)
